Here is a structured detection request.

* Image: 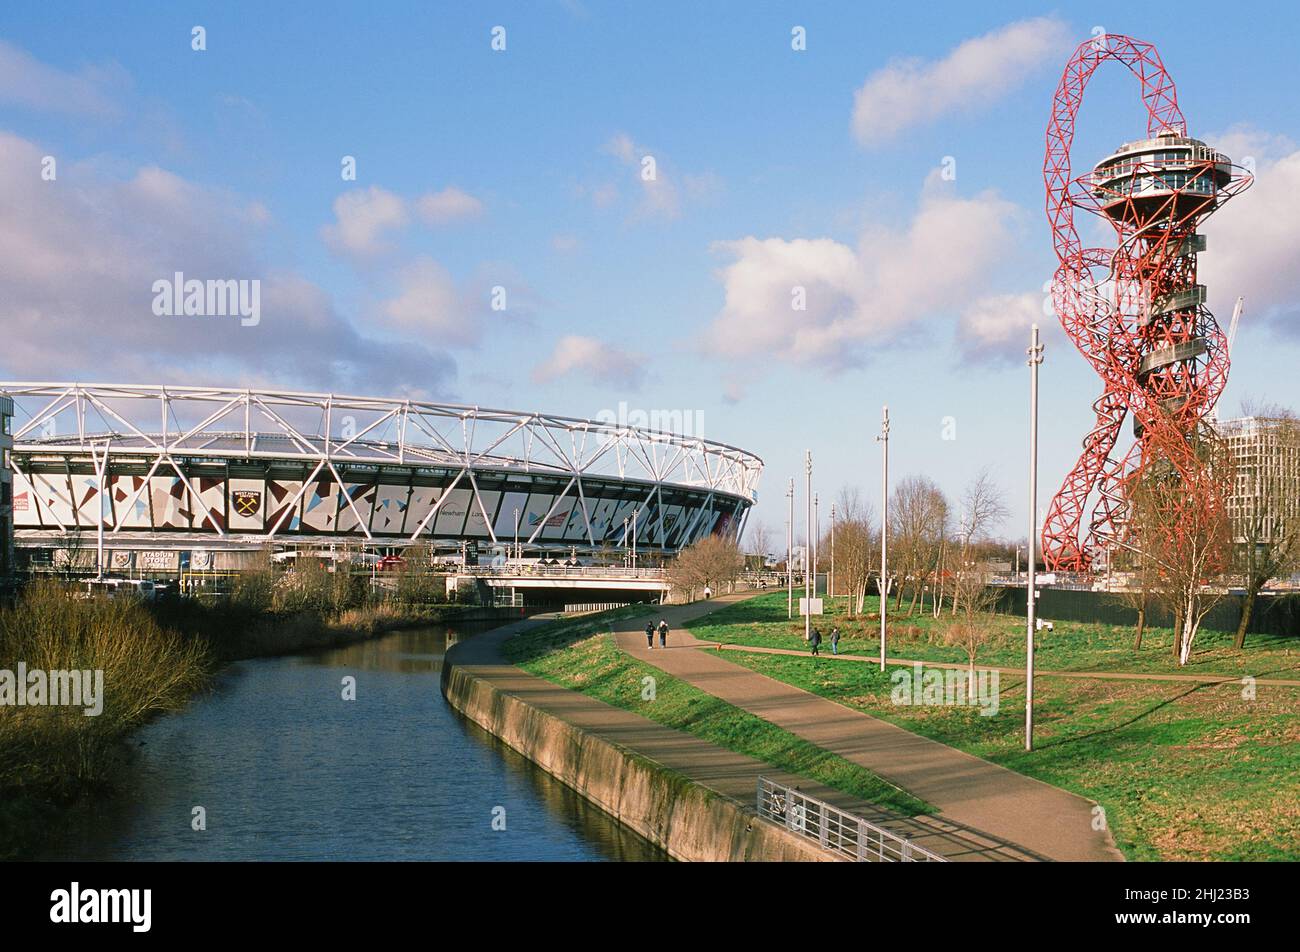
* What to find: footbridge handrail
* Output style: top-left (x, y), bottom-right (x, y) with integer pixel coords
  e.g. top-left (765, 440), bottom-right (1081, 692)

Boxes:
top-left (756, 777), bottom-right (947, 862)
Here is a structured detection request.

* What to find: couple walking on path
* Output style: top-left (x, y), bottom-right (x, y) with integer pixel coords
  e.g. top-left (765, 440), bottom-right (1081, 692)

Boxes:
top-left (645, 619), bottom-right (670, 648)
top-left (808, 626), bottom-right (839, 656)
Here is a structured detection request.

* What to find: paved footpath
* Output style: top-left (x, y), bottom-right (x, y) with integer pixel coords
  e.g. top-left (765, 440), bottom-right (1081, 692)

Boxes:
top-left (712, 643), bottom-right (1300, 687)
top-left (614, 595), bottom-right (1125, 862)
top-left (448, 604), bottom-right (1045, 861)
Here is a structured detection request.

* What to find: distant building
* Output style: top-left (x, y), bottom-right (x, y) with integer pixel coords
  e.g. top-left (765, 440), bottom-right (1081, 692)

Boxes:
top-left (1, 395), bottom-right (12, 579)
top-left (1216, 416), bottom-right (1300, 546)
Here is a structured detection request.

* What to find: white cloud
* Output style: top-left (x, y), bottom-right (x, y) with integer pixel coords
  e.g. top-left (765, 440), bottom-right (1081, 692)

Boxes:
top-left (0, 39), bottom-right (125, 117)
top-left (550, 233), bottom-right (582, 254)
top-left (379, 256), bottom-right (481, 347)
top-left (703, 172), bottom-right (1024, 369)
top-left (956, 291), bottom-right (1051, 365)
top-left (1200, 127), bottom-right (1300, 332)
top-left (599, 132), bottom-right (720, 222)
top-left (531, 335), bottom-right (644, 387)
top-left (323, 184), bottom-right (486, 260)
top-left (721, 374), bottom-right (748, 404)
top-left (0, 131), bottom-right (455, 393)
top-left (851, 17), bottom-right (1070, 148)
top-left (604, 132), bottom-right (637, 165)
top-left (417, 186), bottom-right (484, 224)
top-left (321, 185), bottom-right (409, 259)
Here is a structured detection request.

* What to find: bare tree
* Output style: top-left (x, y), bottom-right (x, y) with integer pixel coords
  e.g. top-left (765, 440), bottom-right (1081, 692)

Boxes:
top-left (1125, 425), bottom-right (1234, 666)
top-left (746, 521), bottom-right (774, 562)
top-left (666, 535), bottom-right (745, 602)
top-left (890, 476), bottom-right (949, 615)
top-left (942, 619), bottom-right (997, 698)
top-left (1109, 544), bottom-right (1158, 650)
top-left (950, 469), bottom-right (1009, 616)
top-left (836, 486), bottom-right (866, 523)
top-left (941, 543), bottom-right (1003, 694)
top-left (1226, 407), bottom-right (1300, 648)
top-left (831, 508), bottom-right (877, 616)
top-left (54, 527), bottom-right (92, 580)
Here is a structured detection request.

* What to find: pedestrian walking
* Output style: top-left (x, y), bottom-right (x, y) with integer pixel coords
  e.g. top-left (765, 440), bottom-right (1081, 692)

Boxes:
top-left (810, 627), bottom-right (821, 656)
top-left (830, 626), bottom-right (840, 655)
top-left (658, 619), bottom-right (669, 648)
top-left (645, 622), bottom-right (655, 649)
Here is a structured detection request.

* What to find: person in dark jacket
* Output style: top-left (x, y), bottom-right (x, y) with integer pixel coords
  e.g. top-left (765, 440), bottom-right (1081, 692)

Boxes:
top-left (809, 627), bottom-right (821, 656)
top-left (830, 627), bottom-right (840, 655)
top-left (658, 619), bottom-right (669, 647)
top-left (645, 622), bottom-right (655, 649)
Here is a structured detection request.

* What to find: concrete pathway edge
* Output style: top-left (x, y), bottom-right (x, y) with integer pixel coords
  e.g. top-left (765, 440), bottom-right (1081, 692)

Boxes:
top-left (441, 620), bottom-right (844, 862)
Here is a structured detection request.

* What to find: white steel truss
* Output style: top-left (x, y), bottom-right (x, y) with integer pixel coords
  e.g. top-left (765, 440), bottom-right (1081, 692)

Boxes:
top-left (1, 382), bottom-right (762, 549)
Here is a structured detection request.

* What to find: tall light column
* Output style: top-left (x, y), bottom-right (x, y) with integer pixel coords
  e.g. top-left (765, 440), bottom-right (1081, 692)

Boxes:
top-left (813, 492), bottom-right (820, 596)
top-left (804, 450), bottom-right (812, 643)
top-left (877, 406), bottom-right (889, 672)
top-left (786, 478), bottom-right (794, 619)
top-left (829, 502), bottom-right (836, 601)
top-left (1026, 324), bottom-right (1044, 751)
top-left (90, 440), bottom-right (109, 580)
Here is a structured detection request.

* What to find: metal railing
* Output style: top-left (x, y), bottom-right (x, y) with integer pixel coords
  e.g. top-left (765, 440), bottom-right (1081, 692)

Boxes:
top-left (756, 777), bottom-right (947, 862)
top-left (473, 563), bottom-right (666, 580)
top-left (562, 601), bottom-right (630, 614)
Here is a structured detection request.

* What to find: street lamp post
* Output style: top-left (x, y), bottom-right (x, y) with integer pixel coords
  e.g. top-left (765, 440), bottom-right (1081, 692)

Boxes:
top-left (804, 451), bottom-right (812, 643)
top-left (787, 477), bottom-right (794, 619)
top-left (813, 491), bottom-right (820, 597)
top-left (631, 507), bottom-right (639, 571)
top-left (830, 502), bottom-right (836, 601)
top-left (514, 507), bottom-right (520, 562)
top-left (90, 440), bottom-right (109, 580)
top-left (877, 406), bottom-right (889, 672)
top-left (1026, 324), bottom-right (1044, 752)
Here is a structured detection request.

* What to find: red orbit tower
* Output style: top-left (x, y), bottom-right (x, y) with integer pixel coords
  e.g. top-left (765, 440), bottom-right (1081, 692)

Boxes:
top-left (1040, 33), bottom-right (1252, 572)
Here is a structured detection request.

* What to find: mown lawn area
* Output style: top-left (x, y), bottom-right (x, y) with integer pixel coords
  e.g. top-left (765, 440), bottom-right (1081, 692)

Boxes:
top-left (687, 591), bottom-right (1300, 679)
top-left (687, 594), bottom-right (1300, 861)
top-left (503, 610), bottom-right (932, 817)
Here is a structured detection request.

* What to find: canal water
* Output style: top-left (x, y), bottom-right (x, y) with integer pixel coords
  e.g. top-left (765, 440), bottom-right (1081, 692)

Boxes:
top-left (39, 622), bottom-right (666, 861)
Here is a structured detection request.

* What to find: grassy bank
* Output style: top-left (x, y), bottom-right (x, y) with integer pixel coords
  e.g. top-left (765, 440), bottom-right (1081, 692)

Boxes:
top-left (687, 593), bottom-right (1300, 860)
top-left (688, 592), bottom-right (1300, 679)
top-left (503, 609), bottom-right (933, 818)
top-left (156, 596), bottom-right (473, 662)
top-left (0, 582), bottom-right (212, 858)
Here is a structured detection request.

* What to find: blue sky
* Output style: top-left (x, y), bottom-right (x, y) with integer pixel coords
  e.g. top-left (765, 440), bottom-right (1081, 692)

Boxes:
top-left (2, 1), bottom-right (1298, 544)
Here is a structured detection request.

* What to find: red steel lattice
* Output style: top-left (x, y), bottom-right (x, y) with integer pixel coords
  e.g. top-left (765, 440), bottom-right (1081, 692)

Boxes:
top-left (1041, 33), bottom-right (1251, 571)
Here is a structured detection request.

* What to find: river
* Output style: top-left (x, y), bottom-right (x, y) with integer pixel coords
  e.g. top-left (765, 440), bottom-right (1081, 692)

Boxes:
top-left (38, 621), bottom-right (666, 861)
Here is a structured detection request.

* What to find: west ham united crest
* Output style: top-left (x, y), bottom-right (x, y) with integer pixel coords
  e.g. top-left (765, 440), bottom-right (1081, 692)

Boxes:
top-left (233, 490), bottom-right (262, 518)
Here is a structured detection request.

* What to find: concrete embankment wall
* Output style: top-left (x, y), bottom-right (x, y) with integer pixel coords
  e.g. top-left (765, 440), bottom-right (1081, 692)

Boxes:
top-left (441, 659), bottom-right (836, 862)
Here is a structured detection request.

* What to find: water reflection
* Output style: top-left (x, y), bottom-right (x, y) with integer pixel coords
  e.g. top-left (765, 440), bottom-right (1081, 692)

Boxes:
top-left (38, 621), bottom-right (667, 862)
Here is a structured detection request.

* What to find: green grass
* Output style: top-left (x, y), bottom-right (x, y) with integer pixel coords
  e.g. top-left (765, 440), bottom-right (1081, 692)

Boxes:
top-left (687, 591), bottom-right (1300, 679)
top-left (504, 610), bottom-right (933, 818)
top-left (683, 592), bottom-right (1300, 861)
